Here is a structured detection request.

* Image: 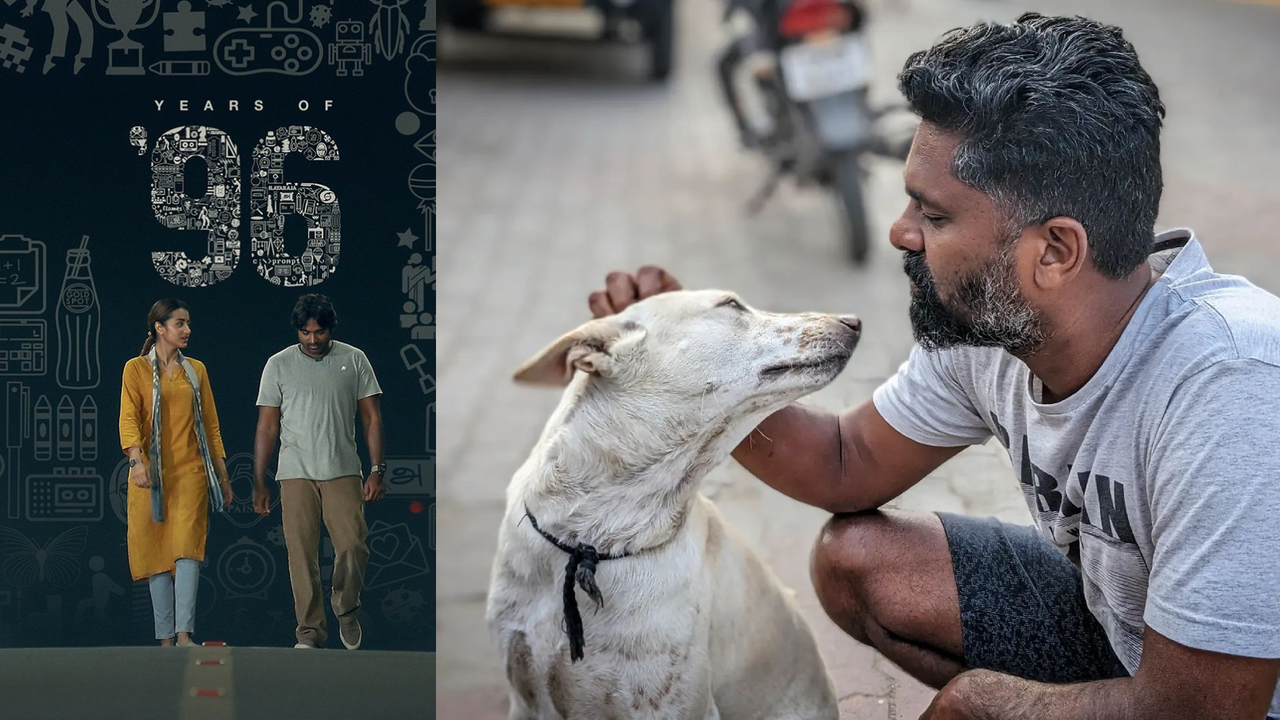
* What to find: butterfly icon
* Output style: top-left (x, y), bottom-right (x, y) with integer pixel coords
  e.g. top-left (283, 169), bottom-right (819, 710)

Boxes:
top-left (0, 525), bottom-right (88, 589)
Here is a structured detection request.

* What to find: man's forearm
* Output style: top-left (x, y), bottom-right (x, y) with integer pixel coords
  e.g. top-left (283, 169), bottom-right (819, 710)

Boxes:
top-left (730, 404), bottom-right (845, 510)
top-left (253, 426), bottom-right (278, 485)
top-left (937, 670), bottom-right (1136, 720)
top-left (365, 418), bottom-right (384, 466)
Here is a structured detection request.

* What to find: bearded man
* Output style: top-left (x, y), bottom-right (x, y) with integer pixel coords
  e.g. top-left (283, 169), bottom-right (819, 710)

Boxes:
top-left (588, 13), bottom-right (1280, 720)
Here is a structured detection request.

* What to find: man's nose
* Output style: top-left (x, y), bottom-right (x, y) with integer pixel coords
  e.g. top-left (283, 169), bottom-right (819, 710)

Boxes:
top-left (890, 214), bottom-right (923, 254)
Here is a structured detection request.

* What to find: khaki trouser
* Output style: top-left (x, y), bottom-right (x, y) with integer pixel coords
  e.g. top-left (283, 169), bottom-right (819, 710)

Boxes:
top-left (280, 476), bottom-right (369, 646)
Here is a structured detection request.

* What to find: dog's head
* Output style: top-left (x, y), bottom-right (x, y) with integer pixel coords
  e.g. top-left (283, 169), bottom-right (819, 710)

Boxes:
top-left (513, 289), bottom-right (860, 424)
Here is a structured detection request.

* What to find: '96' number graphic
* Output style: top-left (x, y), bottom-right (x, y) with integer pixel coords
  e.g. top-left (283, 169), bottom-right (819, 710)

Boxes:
top-left (136, 125), bottom-right (341, 288)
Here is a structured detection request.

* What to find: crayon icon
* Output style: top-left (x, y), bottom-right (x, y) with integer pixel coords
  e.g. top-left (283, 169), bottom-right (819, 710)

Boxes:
top-left (81, 395), bottom-right (97, 461)
top-left (149, 60), bottom-right (211, 76)
top-left (57, 395), bottom-right (75, 461)
top-left (34, 395), bottom-right (52, 461)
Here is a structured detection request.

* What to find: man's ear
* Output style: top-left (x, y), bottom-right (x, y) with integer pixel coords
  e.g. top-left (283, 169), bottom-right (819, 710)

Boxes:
top-left (512, 317), bottom-right (643, 386)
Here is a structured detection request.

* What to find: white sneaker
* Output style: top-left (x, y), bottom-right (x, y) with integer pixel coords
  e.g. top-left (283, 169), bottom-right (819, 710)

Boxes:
top-left (293, 641), bottom-right (316, 649)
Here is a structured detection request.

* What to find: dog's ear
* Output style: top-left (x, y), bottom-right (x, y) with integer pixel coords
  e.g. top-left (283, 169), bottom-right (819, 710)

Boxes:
top-left (513, 317), bottom-right (642, 386)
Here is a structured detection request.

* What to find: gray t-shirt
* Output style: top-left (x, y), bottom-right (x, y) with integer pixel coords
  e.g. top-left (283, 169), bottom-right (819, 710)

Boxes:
top-left (874, 229), bottom-right (1280, 713)
top-left (256, 340), bottom-right (382, 482)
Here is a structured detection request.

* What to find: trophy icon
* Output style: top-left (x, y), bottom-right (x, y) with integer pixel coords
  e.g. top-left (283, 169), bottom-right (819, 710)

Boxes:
top-left (91, 0), bottom-right (161, 75)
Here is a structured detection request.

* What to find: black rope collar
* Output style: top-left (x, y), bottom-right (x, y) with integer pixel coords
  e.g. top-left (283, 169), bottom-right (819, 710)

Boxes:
top-left (523, 506), bottom-right (631, 662)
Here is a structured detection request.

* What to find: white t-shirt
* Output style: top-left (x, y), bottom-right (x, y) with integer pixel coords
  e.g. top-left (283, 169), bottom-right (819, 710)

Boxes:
top-left (873, 229), bottom-right (1280, 714)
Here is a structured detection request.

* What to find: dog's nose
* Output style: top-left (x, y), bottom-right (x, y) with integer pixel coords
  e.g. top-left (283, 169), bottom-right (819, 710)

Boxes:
top-left (836, 315), bottom-right (861, 334)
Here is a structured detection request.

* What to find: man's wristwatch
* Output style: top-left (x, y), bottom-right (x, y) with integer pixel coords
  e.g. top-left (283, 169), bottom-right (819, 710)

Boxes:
top-left (128, 458), bottom-right (141, 469)
top-left (369, 462), bottom-right (387, 475)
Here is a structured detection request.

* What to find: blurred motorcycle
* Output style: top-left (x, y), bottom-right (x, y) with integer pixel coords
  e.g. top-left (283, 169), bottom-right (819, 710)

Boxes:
top-left (717, 0), bottom-right (913, 263)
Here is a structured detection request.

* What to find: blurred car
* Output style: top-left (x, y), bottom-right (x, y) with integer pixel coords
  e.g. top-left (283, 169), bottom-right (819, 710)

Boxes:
top-left (441, 0), bottom-right (676, 81)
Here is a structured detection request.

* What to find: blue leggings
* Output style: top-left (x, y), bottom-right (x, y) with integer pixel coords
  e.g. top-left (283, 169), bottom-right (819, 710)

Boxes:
top-left (148, 559), bottom-right (199, 640)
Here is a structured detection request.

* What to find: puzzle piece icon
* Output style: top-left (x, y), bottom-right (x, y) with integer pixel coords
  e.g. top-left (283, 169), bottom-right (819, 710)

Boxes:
top-left (0, 24), bottom-right (33, 73)
top-left (164, 0), bottom-right (206, 53)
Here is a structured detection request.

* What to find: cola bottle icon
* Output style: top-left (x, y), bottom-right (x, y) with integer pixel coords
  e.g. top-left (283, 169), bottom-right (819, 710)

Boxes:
top-left (56, 235), bottom-right (100, 390)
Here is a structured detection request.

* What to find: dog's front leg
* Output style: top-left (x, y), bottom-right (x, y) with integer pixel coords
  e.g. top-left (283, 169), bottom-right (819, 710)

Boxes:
top-left (507, 691), bottom-right (537, 720)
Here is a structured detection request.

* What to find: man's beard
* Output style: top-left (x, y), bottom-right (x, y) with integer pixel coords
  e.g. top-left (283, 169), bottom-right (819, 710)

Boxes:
top-left (903, 243), bottom-right (1047, 356)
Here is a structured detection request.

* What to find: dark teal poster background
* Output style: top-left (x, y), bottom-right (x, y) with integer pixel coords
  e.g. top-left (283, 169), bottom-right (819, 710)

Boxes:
top-left (0, 0), bottom-right (435, 651)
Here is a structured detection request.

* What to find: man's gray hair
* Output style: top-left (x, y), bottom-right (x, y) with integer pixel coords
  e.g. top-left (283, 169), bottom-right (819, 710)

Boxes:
top-left (899, 12), bottom-right (1166, 279)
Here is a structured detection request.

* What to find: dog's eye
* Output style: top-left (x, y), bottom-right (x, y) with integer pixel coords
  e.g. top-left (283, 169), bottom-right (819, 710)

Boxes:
top-left (717, 298), bottom-right (746, 311)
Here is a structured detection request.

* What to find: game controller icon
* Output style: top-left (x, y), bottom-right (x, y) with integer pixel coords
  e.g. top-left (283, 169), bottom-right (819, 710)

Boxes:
top-left (213, 27), bottom-right (322, 76)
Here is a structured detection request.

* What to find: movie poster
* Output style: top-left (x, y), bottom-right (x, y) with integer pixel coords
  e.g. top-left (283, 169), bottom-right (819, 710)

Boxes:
top-left (0, 0), bottom-right (435, 651)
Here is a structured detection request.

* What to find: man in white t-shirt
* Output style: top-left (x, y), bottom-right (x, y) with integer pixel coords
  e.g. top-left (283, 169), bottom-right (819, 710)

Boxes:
top-left (588, 12), bottom-right (1280, 720)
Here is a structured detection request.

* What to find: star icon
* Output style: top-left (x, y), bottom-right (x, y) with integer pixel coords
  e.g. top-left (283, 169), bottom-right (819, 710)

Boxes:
top-left (238, 5), bottom-right (258, 23)
top-left (397, 228), bottom-right (419, 248)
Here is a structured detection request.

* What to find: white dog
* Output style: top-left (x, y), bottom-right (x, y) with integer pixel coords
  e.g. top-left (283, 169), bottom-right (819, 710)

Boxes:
top-left (486, 289), bottom-right (860, 720)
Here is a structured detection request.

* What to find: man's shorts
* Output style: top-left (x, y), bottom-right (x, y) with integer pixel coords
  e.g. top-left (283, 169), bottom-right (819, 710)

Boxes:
top-left (937, 511), bottom-right (1130, 683)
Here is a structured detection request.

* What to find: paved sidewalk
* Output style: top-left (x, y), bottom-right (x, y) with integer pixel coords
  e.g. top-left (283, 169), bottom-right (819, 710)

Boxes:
top-left (437, 0), bottom-right (1280, 715)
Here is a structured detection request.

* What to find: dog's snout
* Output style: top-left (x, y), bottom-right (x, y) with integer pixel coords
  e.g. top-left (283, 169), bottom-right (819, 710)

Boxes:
top-left (836, 315), bottom-right (861, 334)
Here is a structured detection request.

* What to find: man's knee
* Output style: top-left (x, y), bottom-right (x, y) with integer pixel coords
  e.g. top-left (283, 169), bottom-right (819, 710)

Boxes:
top-left (810, 511), bottom-right (899, 642)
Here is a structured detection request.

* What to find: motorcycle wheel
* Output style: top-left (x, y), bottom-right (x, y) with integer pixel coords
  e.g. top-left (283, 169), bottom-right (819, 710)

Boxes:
top-left (645, 0), bottom-right (675, 81)
top-left (832, 151), bottom-right (872, 264)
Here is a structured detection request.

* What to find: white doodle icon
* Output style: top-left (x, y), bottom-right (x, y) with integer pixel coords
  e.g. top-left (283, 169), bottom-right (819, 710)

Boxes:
top-left (75, 555), bottom-right (125, 628)
top-left (382, 456), bottom-right (434, 498)
top-left (0, 524), bottom-right (87, 587)
top-left (55, 236), bottom-right (101, 390)
top-left (92, 0), bottom-right (161, 75)
top-left (0, 23), bottom-right (35, 73)
top-left (217, 452), bottom-right (279, 528)
top-left (26, 467), bottom-right (103, 522)
top-left (23, 0), bottom-right (95, 74)
top-left (369, 0), bottom-right (411, 61)
top-left (5, 380), bottom-right (29, 520)
top-left (0, 234), bottom-right (47, 313)
top-left (33, 394), bottom-right (52, 460)
top-left (216, 536), bottom-right (276, 600)
top-left (328, 19), bottom-right (370, 76)
top-left (400, 253), bottom-right (434, 340)
top-left (163, 0), bottom-right (206, 52)
top-left (212, 0), bottom-right (323, 76)
top-left (404, 33), bottom-right (435, 117)
top-left (399, 343), bottom-right (434, 395)
top-left (0, 319), bottom-right (47, 375)
top-left (381, 587), bottom-right (425, 623)
top-left (363, 520), bottom-right (430, 591)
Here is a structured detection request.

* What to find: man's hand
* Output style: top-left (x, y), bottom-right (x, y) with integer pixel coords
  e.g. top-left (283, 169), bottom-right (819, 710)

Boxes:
top-left (363, 473), bottom-right (385, 501)
top-left (912, 625), bottom-right (1280, 720)
top-left (588, 266), bottom-right (681, 318)
top-left (253, 482), bottom-right (272, 516)
top-left (918, 671), bottom-right (986, 720)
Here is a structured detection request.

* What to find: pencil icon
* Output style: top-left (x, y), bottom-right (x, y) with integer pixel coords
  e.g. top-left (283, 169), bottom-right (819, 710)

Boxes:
top-left (149, 60), bottom-right (211, 76)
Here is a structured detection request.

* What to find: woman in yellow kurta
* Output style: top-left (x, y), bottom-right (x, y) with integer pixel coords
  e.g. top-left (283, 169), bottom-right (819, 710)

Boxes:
top-left (119, 298), bottom-right (233, 647)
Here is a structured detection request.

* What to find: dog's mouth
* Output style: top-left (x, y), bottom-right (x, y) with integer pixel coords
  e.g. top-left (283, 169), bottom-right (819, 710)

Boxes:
top-left (760, 353), bottom-right (848, 379)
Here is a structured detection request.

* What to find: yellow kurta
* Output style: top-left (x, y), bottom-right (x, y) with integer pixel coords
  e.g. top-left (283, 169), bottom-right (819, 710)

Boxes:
top-left (119, 356), bottom-right (226, 581)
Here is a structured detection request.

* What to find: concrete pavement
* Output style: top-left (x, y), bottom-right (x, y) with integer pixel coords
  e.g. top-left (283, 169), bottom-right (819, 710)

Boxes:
top-left (436, 0), bottom-right (1280, 716)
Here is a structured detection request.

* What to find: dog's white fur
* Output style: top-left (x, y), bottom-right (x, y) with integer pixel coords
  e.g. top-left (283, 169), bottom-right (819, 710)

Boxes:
top-left (487, 289), bottom-right (860, 720)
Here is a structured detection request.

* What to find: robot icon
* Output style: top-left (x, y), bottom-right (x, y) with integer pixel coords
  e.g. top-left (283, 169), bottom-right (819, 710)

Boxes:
top-left (328, 20), bottom-right (370, 77)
